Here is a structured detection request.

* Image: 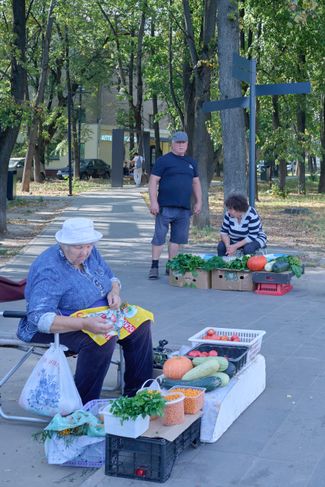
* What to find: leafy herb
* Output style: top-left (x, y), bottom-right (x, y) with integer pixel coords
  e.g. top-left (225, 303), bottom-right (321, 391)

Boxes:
top-left (274, 255), bottom-right (304, 278)
top-left (166, 254), bottom-right (206, 275)
top-left (167, 253), bottom-right (250, 274)
top-left (109, 390), bottom-right (166, 423)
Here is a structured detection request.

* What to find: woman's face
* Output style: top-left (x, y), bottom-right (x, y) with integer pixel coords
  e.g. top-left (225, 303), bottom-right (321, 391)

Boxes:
top-left (227, 208), bottom-right (243, 219)
top-left (61, 244), bottom-right (94, 267)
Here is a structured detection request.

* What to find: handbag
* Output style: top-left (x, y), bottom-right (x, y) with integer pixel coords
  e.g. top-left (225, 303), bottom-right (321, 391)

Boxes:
top-left (19, 334), bottom-right (83, 417)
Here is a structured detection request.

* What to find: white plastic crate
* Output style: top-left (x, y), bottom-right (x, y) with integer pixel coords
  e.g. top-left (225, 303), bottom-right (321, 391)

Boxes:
top-left (188, 327), bottom-right (266, 363)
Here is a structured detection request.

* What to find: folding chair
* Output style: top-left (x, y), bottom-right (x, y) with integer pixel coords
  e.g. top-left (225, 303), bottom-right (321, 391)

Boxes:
top-left (0, 275), bottom-right (125, 423)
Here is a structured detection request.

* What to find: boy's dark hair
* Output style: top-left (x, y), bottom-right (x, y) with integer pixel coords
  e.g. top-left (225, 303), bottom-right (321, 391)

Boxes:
top-left (225, 193), bottom-right (249, 212)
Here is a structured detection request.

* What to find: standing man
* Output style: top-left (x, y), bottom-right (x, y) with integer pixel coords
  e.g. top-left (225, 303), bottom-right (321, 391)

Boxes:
top-left (148, 131), bottom-right (202, 279)
top-left (131, 152), bottom-right (144, 187)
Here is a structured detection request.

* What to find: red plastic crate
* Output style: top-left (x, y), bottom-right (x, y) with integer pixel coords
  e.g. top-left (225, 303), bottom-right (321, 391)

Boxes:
top-left (255, 283), bottom-right (293, 296)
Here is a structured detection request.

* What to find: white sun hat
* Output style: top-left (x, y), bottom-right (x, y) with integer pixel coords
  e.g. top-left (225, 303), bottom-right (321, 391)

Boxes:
top-left (55, 217), bottom-right (103, 245)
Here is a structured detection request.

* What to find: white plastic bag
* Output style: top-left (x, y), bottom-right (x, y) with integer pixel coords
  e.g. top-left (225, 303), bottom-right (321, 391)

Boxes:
top-left (19, 334), bottom-right (82, 417)
top-left (137, 378), bottom-right (161, 393)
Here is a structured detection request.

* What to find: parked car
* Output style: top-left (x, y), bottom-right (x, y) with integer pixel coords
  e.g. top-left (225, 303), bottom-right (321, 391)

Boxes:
top-left (56, 159), bottom-right (111, 180)
top-left (8, 157), bottom-right (46, 181)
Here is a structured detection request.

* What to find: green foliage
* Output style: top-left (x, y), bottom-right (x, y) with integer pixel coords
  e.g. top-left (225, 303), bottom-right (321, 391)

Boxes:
top-left (167, 253), bottom-right (250, 274)
top-left (270, 183), bottom-right (288, 198)
top-left (109, 390), bottom-right (166, 423)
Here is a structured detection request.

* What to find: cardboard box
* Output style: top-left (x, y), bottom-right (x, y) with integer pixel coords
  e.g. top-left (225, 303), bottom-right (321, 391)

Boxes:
top-left (211, 269), bottom-right (255, 292)
top-left (169, 270), bottom-right (211, 289)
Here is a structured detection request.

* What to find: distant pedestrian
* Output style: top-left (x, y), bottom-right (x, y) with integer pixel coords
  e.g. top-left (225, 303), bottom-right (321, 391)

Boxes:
top-left (148, 131), bottom-right (202, 279)
top-left (131, 152), bottom-right (144, 187)
top-left (217, 193), bottom-right (267, 256)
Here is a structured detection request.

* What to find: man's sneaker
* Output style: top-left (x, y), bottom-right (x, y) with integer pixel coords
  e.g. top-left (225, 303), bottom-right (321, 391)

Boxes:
top-left (148, 267), bottom-right (159, 279)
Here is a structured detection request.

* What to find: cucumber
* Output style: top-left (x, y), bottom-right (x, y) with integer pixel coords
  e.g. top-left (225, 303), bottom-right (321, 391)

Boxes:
top-left (161, 376), bottom-right (222, 392)
top-left (272, 261), bottom-right (290, 273)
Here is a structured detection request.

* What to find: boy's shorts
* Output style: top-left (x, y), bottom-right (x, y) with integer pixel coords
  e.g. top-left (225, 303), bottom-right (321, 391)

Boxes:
top-left (151, 207), bottom-right (192, 245)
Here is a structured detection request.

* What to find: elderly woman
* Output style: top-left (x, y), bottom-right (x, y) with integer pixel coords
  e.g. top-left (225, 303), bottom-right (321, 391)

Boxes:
top-left (217, 193), bottom-right (267, 256)
top-left (17, 217), bottom-right (153, 404)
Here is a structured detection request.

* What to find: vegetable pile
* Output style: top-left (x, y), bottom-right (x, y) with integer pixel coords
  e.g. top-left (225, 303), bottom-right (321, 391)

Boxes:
top-left (166, 253), bottom-right (250, 275)
top-left (161, 353), bottom-right (236, 391)
top-left (166, 253), bottom-right (304, 278)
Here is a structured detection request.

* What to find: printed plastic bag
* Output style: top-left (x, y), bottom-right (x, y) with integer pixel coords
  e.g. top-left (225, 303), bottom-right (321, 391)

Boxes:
top-left (19, 334), bottom-right (82, 417)
top-left (72, 302), bottom-right (154, 346)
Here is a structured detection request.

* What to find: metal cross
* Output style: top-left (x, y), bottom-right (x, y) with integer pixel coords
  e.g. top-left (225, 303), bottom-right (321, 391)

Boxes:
top-left (203, 53), bottom-right (311, 206)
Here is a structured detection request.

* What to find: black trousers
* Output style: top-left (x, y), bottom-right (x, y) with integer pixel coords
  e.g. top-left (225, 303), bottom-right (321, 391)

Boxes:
top-left (32, 320), bottom-right (153, 404)
top-left (217, 240), bottom-right (261, 256)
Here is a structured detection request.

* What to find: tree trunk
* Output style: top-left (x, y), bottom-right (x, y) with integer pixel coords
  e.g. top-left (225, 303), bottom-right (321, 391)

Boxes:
top-left (0, 0), bottom-right (26, 234)
top-left (182, 0), bottom-right (217, 228)
top-left (152, 94), bottom-right (162, 161)
top-left (296, 93), bottom-right (307, 194)
top-left (272, 96), bottom-right (286, 193)
top-left (318, 95), bottom-right (325, 192)
top-left (183, 56), bottom-right (195, 156)
top-left (216, 0), bottom-right (246, 201)
top-left (22, 0), bottom-right (57, 192)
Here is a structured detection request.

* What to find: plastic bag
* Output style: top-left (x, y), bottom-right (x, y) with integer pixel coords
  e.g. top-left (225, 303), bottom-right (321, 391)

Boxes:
top-left (19, 334), bottom-right (82, 417)
top-left (137, 378), bottom-right (161, 393)
top-left (71, 303), bottom-right (154, 346)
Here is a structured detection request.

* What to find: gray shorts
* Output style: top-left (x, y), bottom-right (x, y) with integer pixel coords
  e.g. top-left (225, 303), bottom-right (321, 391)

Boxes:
top-left (151, 207), bottom-right (192, 246)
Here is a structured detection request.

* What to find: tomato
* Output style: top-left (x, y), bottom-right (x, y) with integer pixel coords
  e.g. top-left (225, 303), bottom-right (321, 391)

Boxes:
top-left (220, 335), bottom-right (229, 341)
top-left (213, 335), bottom-right (222, 340)
top-left (207, 328), bottom-right (215, 336)
top-left (201, 351), bottom-right (209, 357)
top-left (231, 335), bottom-right (240, 342)
top-left (188, 350), bottom-right (197, 357)
top-left (208, 350), bottom-right (218, 356)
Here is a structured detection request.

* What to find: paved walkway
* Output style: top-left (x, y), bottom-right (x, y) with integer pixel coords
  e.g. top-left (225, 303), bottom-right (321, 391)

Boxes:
top-left (1, 188), bottom-right (325, 487)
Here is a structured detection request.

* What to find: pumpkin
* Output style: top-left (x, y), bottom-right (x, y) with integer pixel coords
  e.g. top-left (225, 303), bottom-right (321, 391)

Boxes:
top-left (163, 356), bottom-right (193, 380)
top-left (247, 255), bottom-right (267, 271)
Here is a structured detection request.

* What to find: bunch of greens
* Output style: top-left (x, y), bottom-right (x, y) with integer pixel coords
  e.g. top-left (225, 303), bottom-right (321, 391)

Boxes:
top-left (109, 390), bottom-right (166, 423)
top-left (166, 253), bottom-right (206, 275)
top-left (275, 255), bottom-right (304, 278)
top-left (167, 253), bottom-right (250, 274)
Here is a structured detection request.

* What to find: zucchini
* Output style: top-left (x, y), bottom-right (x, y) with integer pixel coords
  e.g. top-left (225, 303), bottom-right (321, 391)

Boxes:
top-left (182, 360), bottom-right (220, 380)
top-left (224, 361), bottom-right (237, 378)
top-left (161, 376), bottom-right (222, 392)
top-left (264, 260), bottom-right (276, 272)
top-left (192, 356), bottom-right (229, 372)
top-left (211, 372), bottom-right (230, 386)
top-left (272, 261), bottom-right (290, 273)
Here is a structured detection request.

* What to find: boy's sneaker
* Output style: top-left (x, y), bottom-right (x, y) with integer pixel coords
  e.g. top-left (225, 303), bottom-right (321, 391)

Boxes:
top-left (148, 267), bottom-right (159, 279)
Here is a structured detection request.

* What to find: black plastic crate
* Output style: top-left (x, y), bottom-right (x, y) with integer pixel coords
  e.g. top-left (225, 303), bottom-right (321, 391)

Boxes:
top-left (185, 344), bottom-right (248, 372)
top-left (105, 418), bottom-right (201, 483)
top-left (252, 270), bottom-right (293, 284)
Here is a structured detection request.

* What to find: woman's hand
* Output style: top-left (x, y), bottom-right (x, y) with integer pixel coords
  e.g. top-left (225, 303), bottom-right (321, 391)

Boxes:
top-left (226, 244), bottom-right (238, 256)
top-left (82, 316), bottom-right (114, 335)
top-left (107, 291), bottom-right (121, 310)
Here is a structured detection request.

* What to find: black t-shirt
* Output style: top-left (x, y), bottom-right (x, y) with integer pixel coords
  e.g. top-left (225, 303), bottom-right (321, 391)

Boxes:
top-left (151, 152), bottom-right (199, 210)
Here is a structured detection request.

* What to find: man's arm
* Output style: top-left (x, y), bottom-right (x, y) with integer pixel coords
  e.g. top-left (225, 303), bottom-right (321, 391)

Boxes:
top-left (192, 177), bottom-right (202, 215)
top-left (148, 174), bottom-right (161, 215)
